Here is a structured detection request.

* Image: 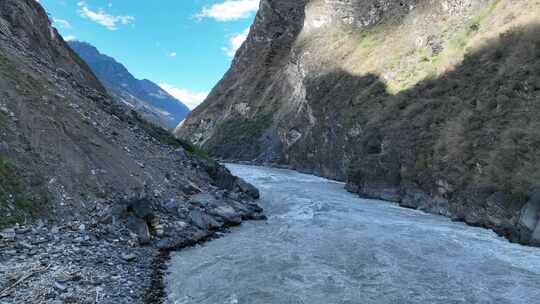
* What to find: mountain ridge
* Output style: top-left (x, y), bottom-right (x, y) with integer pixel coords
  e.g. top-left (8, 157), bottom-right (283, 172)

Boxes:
top-left (68, 40), bottom-right (190, 130)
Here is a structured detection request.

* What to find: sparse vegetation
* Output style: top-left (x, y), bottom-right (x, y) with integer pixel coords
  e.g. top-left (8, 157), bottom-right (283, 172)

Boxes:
top-left (215, 114), bottom-right (272, 146)
top-left (345, 23), bottom-right (540, 204)
top-left (0, 157), bottom-right (45, 228)
top-left (132, 111), bottom-right (211, 160)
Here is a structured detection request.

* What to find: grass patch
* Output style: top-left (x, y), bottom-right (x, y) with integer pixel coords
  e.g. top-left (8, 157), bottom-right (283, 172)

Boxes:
top-left (0, 52), bottom-right (17, 80)
top-left (357, 32), bottom-right (379, 53)
top-left (448, 0), bottom-right (500, 52)
top-left (215, 114), bottom-right (272, 146)
top-left (0, 157), bottom-right (45, 228)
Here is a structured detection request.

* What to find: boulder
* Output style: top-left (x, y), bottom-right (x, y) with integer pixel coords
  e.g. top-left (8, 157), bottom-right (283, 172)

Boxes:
top-left (519, 190), bottom-right (540, 244)
top-left (182, 181), bottom-right (202, 195)
top-left (121, 253), bottom-right (137, 262)
top-left (127, 217), bottom-right (151, 245)
top-left (209, 206), bottom-right (242, 226)
top-left (189, 208), bottom-right (221, 230)
top-left (532, 224), bottom-right (540, 246)
top-left (519, 200), bottom-right (540, 232)
top-left (236, 178), bottom-right (260, 199)
top-left (188, 193), bottom-right (217, 208)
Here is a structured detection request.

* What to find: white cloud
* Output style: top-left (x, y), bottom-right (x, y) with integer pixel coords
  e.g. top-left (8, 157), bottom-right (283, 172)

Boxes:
top-left (53, 18), bottom-right (71, 29)
top-left (168, 52), bottom-right (177, 58)
top-left (64, 35), bottom-right (78, 41)
top-left (158, 84), bottom-right (208, 110)
top-left (197, 0), bottom-right (259, 22)
top-left (222, 28), bottom-right (249, 57)
top-left (77, 1), bottom-right (134, 31)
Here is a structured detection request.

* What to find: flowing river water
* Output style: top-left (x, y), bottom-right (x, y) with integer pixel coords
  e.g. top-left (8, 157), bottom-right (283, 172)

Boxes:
top-left (166, 164), bottom-right (540, 304)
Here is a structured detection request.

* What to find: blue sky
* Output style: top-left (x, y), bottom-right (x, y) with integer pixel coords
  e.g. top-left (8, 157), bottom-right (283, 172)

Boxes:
top-left (38, 0), bottom-right (259, 109)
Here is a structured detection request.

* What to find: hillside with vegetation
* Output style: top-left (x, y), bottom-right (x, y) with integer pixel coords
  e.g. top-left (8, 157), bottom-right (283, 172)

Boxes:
top-left (177, 0), bottom-right (540, 245)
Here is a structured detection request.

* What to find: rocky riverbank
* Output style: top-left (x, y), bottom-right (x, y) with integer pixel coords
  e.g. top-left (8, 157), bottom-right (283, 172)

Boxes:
top-left (0, 182), bottom-right (264, 304)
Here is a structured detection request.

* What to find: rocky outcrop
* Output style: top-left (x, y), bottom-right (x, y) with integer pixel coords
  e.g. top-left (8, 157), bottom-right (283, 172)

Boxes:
top-left (0, 1), bottom-right (263, 302)
top-left (178, 0), bottom-right (540, 245)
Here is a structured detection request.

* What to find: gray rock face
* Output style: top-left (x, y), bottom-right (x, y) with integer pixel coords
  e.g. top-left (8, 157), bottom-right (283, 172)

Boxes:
top-left (532, 225), bottom-right (540, 246)
top-left (519, 191), bottom-right (540, 245)
top-left (236, 178), bottom-right (260, 200)
top-left (177, 0), bottom-right (540, 246)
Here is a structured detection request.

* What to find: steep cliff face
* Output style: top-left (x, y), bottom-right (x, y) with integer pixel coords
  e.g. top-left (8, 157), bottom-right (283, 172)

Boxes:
top-left (178, 0), bottom-right (540, 245)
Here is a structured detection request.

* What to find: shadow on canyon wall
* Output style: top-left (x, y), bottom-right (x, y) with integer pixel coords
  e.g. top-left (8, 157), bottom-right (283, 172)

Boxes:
top-left (283, 23), bottom-right (540, 243)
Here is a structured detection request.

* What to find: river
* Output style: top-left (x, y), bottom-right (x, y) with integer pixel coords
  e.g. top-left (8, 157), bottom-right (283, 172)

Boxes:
top-left (166, 164), bottom-right (540, 304)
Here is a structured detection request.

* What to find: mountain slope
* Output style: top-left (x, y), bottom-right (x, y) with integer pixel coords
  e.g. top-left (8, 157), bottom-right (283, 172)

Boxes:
top-left (68, 41), bottom-right (190, 130)
top-left (0, 1), bottom-right (263, 302)
top-left (177, 0), bottom-right (540, 246)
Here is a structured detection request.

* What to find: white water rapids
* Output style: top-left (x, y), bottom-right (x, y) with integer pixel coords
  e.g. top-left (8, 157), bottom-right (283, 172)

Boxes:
top-left (166, 164), bottom-right (540, 304)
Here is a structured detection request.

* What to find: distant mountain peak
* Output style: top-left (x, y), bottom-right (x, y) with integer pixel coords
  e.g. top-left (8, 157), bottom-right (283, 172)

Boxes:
top-left (68, 41), bottom-right (190, 130)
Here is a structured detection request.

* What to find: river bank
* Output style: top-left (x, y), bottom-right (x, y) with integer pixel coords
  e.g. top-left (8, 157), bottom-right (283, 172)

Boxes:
top-left (0, 185), bottom-right (264, 304)
top-left (166, 164), bottom-right (540, 304)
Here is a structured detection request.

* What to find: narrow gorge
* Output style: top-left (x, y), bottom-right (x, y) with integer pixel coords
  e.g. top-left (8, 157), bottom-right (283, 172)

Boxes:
top-left (178, 0), bottom-right (540, 246)
top-left (0, 0), bottom-right (539, 303)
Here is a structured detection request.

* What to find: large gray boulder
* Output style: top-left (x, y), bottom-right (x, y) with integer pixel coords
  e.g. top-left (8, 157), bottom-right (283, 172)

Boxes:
top-left (208, 205), bottom-right (242, 226)
top-left (189, 208), bottom-right (221, 231)
top-left (520, 190), bottom-right (540, 244)
top-left (236, 178), bottom-right (260, 199)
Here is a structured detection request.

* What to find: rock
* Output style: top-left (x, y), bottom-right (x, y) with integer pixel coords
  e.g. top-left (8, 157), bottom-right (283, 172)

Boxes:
top-left (121, 253), bottom-right (137, 262)
top-left (162, 199), bottom-right (178, 214)
top-left (15, 227), bottom-right (31, 234)
top-left (127, 218), bottom-right (151, 245)
top-left (154, 224), bottom-right (165, 237)
top-left (182, 181), bottom-right (202, 195)
top-left (209, 206), bottom-right (242, 226)
top-left (56, 273), bottom-right (81, 283)
top-left (0, 228), bottom-right (16, 241)
top-left (188, 193), bottom-right (217, 208)
top-left (236, 178), bottom-right (260, 199)
top-left (189, 208), bottom-right (222, 230)
top-left (126, 198), bottom-right (154, 220)
top-left (521, 190), bottom-right (540, 244)
top-left (54, 282), bottom-right (68, 293)
top-left (178, 221), bottom-right (189, 229)
top-left (55, 68), bottom-right (70, 78)
top-left (519, 193), bottom-right (540, 232)
top-left (532, 225), bottom-right (540, 246)
top-left (18, 241), bottom-right (33, 250)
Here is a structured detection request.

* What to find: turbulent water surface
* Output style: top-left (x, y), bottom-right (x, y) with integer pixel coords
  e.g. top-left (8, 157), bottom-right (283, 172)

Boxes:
top-left (166, 164), bottom-right (540, 304)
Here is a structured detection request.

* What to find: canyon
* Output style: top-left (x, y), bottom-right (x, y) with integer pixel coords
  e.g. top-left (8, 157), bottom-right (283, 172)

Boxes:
top-left (178, 0), bottom-right (540, 246)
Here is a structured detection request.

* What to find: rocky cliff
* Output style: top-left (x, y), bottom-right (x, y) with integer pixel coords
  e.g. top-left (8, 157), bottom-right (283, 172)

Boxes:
top-left (178, 0), bottom-right (540, 246)
top-left (68, 41), bottom-right (190, 131)
top-left (0, 1), bottom-right (262, 302)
